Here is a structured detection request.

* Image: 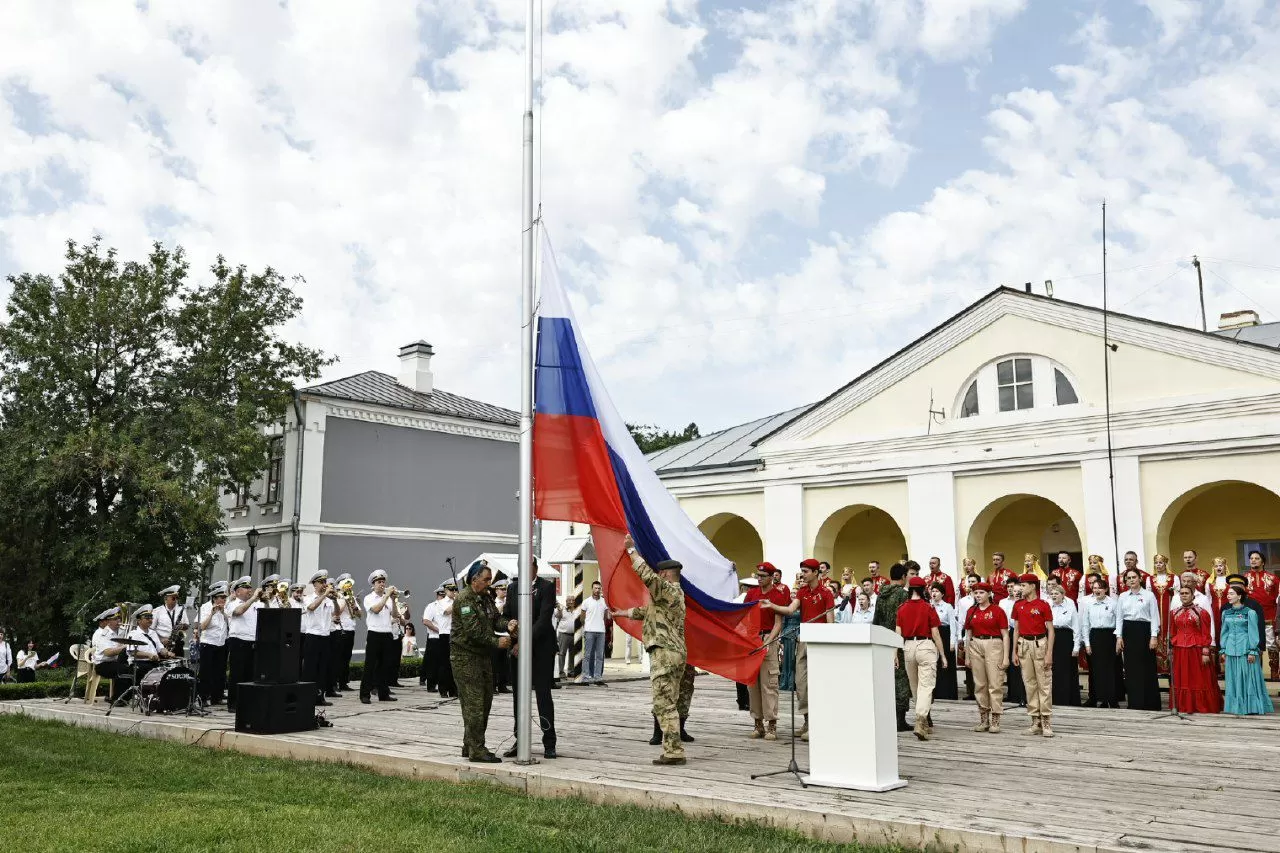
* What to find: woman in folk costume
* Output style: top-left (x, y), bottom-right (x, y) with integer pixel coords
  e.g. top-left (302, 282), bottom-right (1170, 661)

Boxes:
top-left (1087, 554), bottom-right (1112, 593)
top-left (1168, 584), bottom-right (1222, 714)
top-left (1151, 554), bottom-right (1177, 675)
top-left (1219, 584), bottom-right (1274, 716)
top-left (1023, 554), bottom-right (1048, 586)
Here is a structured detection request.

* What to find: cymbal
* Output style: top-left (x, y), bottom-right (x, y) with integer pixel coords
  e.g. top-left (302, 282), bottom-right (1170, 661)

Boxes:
top-left (109, 637), bottom-right (146, 646)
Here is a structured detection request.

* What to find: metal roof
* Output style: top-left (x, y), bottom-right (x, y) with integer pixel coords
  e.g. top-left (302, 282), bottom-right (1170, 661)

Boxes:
top-left (646, 405), bottom-right (812, 474)
top-left (302, 371), bottom-right (519, 427)
top-left (1212, 322), bottom-right (1280, 348)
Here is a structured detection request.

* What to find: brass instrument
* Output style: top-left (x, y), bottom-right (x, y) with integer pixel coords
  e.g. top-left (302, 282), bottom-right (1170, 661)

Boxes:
top-left (338, 577), bottom-right (361, 619)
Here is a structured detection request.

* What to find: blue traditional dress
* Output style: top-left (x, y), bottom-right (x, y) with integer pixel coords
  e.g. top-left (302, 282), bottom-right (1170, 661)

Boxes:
top-left (1220, 605), bottom-right (1274, 716)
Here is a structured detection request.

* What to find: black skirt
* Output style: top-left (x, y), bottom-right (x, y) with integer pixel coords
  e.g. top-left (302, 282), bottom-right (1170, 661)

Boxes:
top-left (1122, 620), bottom-right (1161, 710)
top-left (935, 626), bottom-right (958, 700)
top-left (1052, 627), bottom-right (1080, 706)
top-left (1087, 628), bottom-right (1118, 706)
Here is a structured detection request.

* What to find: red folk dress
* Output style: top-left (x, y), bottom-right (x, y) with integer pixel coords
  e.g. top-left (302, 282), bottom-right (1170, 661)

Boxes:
top-left (1168, 604), bottom-right (1223, 714)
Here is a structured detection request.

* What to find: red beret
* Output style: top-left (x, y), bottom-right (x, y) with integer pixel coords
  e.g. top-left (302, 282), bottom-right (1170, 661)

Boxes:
top-left (1019, 573), bottom-right (1040, 585)
top-left (908, 577), bottom-right (927, 588)
top-left (755, 562), bottom-right (777, 574)
top-left (974, 582), bottom-right (993, 592)
top-left (800, 558), bottom-right (821, 570)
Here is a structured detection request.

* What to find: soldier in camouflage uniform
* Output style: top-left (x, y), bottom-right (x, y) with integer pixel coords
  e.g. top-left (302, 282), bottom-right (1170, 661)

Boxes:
top-left (451, 561), bottom-right (512, 763)
top-left (619, 534), bottom-right (689, 765)
top-left (621, 604), bottom-right (699, 747)
top-left (872, 561), bottom-right (913, 732)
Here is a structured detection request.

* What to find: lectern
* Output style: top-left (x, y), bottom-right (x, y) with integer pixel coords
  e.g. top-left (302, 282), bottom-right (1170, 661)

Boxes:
top-left (799, 622), bottom-right (906, 791)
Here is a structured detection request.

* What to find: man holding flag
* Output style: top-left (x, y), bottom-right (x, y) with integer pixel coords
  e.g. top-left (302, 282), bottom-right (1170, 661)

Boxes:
top-left (616, 533), bottom-right (690, 766)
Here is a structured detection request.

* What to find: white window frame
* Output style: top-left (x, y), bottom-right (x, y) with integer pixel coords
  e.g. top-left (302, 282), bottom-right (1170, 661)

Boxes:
top-left (952, 354), bottom-right (1083, 426)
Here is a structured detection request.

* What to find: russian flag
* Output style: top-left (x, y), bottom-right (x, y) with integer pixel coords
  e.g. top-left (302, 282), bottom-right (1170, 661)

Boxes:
top-left (533, 230), bottom-right (764, 685)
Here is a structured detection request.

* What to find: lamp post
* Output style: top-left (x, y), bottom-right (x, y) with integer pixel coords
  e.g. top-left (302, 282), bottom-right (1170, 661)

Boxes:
top-left (247, 527), bottom-right (261, 586)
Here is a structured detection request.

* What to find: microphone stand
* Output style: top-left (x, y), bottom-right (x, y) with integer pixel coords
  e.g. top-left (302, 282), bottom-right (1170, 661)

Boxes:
top-left (1152, 607), bottom-right (1190, 722)
top-left (65, 587), bottom-right (105, 704)
top-left (750, 619), bottom-right (807, 788)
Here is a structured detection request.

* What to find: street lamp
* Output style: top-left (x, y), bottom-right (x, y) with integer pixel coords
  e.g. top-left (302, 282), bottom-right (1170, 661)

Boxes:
top-left (247, 527), bottom-right (261, 586)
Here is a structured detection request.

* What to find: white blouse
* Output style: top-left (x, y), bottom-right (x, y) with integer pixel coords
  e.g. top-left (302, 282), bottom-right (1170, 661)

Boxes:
top-left (1114, 589), bottom-right (1161, 637)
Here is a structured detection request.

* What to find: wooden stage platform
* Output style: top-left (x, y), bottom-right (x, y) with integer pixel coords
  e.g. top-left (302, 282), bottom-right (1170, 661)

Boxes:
top-left (3, 675), bottom-right (1276, 853)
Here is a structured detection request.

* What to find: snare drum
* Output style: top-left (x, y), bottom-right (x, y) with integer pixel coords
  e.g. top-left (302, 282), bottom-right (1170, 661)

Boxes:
top-left (138, 664), bottom-right (196, 714)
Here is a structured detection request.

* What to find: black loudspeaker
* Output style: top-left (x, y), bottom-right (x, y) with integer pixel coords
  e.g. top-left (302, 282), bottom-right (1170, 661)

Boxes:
top-left (255, 608), bottom-right (301, 684)
top-left (234, 681), bottom-right (317, 734)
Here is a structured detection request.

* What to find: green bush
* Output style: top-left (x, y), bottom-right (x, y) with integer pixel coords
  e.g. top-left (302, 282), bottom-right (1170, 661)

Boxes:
top-left (0, 680), bottom-right (107, 701)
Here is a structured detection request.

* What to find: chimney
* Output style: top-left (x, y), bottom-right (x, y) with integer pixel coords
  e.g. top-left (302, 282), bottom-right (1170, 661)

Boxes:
top-left (1218, 310), bottom-right (1260, 331)
top-left (397, 340), bottom-right (434, 394)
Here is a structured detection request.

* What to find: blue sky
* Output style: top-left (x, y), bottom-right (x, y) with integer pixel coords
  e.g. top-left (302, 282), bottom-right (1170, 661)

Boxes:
top-left (2, 0), bottom-right (1279, 431)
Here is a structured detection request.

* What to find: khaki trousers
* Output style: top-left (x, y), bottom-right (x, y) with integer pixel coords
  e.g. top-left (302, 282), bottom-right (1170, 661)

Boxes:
top-left (903, 639), bottom-right (939, 718)
top-left (795, 641), bottom-right (809, 715)
top-left (748, 639), bottom-right (781, 721)
top-left (1017, 636), bottom-right (1052, 717)
top-left (968, 637), bottom-right (1006, 716)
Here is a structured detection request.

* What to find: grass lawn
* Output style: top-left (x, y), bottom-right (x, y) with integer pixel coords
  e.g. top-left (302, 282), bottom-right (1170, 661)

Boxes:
top-left (0, 716), bottom-right (902, 853)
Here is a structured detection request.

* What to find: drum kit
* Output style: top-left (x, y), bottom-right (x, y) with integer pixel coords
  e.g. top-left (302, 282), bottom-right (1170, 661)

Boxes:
top-left (103, 604), bottom-right (206, 719)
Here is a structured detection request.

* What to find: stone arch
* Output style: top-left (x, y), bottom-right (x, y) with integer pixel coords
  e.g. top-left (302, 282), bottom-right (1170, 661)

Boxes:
top-left (813, 505), bottom-right (909, 579)
top-left (1155, 480), bottom-right (1280, 570)
top-left (966, 493), bottom-right (1083, 573)
top-left (697, 513), bottom-right (764, 578)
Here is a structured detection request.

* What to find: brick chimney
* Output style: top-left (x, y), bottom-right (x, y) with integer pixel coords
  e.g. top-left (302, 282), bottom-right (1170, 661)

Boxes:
top-left (397, 340), bottom-right (434, 394)
top-left (1218, 310), bottom-right (1261, 331)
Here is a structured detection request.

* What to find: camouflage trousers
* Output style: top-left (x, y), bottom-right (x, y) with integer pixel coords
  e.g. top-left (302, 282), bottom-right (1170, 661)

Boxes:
top-left (452, 651), bottom-right (494, 757)
top-left (894, 650), bottom-right (910, 713)
top-left (650, 648), bottom-right (688, 759)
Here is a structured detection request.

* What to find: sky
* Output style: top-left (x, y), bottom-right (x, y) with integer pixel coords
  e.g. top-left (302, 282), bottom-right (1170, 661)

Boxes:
top-left (2, 0), bottom-right (1280, 433)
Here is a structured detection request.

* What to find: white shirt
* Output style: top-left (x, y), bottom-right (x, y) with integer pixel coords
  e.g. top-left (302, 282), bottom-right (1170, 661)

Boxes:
top-left (849, 607), bottom-right (874, 625)
top-left (422, 601), bottom-right (442, 639)
top-left (931, 601), bottom-right (957, 649)
top-left (1050, 600), bottom-right (1081, 653)
top-left (227, 597), bottom-right (261, 642)
top-left (18, 650), bottom-right (39, 670)
top-left (582, 596), bottom-right (608, 633)
top-left (1080, 595), bottom-right (1117, 643)
top-left (0, 641), bottom-right (11, 675)
top-left (127, 627), bottom-right (165, 664)
top-left (401, 635), bottom-right (418, 657)
top-left (198, 601), bottom-right (229, 647)
top-left (955, 595), bottom-right (975, 644)
top-left (436, 598), bottom-right (453, 635)
top-left (337, 595), bottom-right (358, 631)
top-left (301, 590), bottom-right (334, 637)
top-left (153, 604), bottom-right (187, 643)
top-left (365, 591), bottom-right (394, 634)
top-left (998, 597), bottom-right (1016, 624)
top-left (90, 627), bottom-right (124, 665)
top-left (1114, 588), bottom-right (1161, 637)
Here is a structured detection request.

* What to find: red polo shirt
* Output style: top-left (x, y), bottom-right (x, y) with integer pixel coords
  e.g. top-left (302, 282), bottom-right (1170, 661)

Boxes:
top-left (964, 603), bottom-right (1009, 637)
top-left (746, 585), bottom-right (791, 633)
top-left (896, 599), bottom-right (940, 638)
top-left (1011, 598), bottom-right (1052, 636)
top-left (796, 582), bottom-right (835, 623)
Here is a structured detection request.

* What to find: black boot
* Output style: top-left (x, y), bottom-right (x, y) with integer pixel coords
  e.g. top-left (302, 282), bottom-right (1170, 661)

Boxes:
top-left (679, 717), bottom-right (694, 743)
top-left (896, 709), bottom-right (912, 732)
top-left (648, 715), bottom-right (662, 746)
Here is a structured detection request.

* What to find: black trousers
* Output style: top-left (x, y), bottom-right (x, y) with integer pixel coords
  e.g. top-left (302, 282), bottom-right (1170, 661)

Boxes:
top-left (94, 659), bottom-right (123, 699)
top-left (1052, 628), bottom-right (1080, 706)
top-left (1087, 628), bottom-right (1118, 706)
top-left (302, 633), bottom-right (330, 700)
top-left (390, 633), bottom-right (404, 685)
top-left (226, 638), bottom-right (254, 708)
top-left (512, 642), bottom-right (557, 748)
top-left (1122, 620), bottom-right (1161, 710)
top-left (326, 631), bottom-right (348, 692)
top-left (361, 631), bottom-right (394, 699)
top-left (436, 635), bottom-right (455, 697)
top-left (197, 643), bottom-right (227, 702)
top-left (736, 682), bottom-right (750, 710)
top-left (421, 636), bottom-right (440, 687)
top-left (337, 630), bottom-right (355, 687)
top-left (935, 626), bottom-right (959, 700)
top-left (492, 647), bottom-right (510, 691)
top-left (15, 669), bottom-right (35, 683)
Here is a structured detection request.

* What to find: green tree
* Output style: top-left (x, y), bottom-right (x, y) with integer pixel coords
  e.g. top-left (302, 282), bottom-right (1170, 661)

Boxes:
top-left (0, 238), bottom-right (332, 648)
top-left (627, 422), bottom-right (701, 454)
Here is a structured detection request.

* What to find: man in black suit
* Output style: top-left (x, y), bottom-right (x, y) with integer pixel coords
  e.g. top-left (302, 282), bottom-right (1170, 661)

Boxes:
top-left (502, 560), bottom-right (559, 758)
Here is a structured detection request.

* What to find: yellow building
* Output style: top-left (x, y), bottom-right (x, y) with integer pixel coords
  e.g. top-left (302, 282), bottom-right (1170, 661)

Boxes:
top-left (646, 287), bottom-right (1280, 585)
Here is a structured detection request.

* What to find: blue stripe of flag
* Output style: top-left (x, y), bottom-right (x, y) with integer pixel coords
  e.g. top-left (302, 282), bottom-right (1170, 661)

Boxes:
top-left (535, 317), bottom-right (598, 418)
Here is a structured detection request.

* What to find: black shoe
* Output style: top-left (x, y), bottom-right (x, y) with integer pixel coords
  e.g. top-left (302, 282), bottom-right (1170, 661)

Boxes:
top-left (390, 682), bottom-right (404, 688)
top-left (679, 717), bottom-right (694, 743)
top-left (551, 683), bottom-right (561, 690)
top-left (324, 691), bottom-right (340, 698)
top-left (340, 684), bottom-right (353, 692)
top-left (419, 680), bottom-right (426, 687)
top-left (439, 691), bottom-right (448, 699)
top-left (497, 687), bottom-right (510, 694)
top-left (594, 680), bottom-right (607, 687)
top-left (543, 748), bottom-right (558, 759)
top-left (317, 699), bottom-right (333, 707)
top-left (648, 715), bottom-right (662, 746)
top-left (461, 745), bottom-right (469, 758)
top-left (471, 753), bottom-right (502, 764)
top-left (379, 695), bottom-right (397, 702)
top-left (896, 713), bottom-right (912, 732)
top-left (360, 695), bottom-right (371, 705)
top-left (964, 695), bottom-right (976, 701)
top-left (502, 746), bottom-right (518, 758)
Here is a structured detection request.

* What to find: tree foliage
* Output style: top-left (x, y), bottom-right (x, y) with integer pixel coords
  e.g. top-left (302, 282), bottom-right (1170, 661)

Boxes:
top-left (627, 422), bottom-right (701, 454)
top-left (0, 238), bottom-right (332, 647)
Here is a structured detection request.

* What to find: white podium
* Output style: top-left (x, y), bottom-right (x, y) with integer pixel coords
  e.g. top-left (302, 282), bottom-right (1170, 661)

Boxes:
top-left (799, 622), bottom-right (906, 792)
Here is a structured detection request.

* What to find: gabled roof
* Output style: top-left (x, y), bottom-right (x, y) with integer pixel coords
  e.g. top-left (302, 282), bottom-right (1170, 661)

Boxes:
top-left (302, 371), bottom-right (519, 427)
top-left (646, 405), bottom-right (812, 475)
top-left (650, 285), bottom-right (1280, 475)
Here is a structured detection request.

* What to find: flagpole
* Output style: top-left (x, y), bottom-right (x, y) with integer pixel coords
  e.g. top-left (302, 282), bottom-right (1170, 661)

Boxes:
top-left (515, 0), bottom-right (536, 765)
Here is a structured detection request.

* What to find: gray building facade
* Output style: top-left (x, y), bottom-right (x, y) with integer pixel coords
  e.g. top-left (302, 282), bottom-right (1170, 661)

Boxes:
top-left (214, 341), bottom-right (519, 651)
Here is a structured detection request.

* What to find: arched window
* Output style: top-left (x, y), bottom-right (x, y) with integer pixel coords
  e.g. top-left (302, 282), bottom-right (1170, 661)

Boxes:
top-left (958, 355), bottom-right (1081, 419)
